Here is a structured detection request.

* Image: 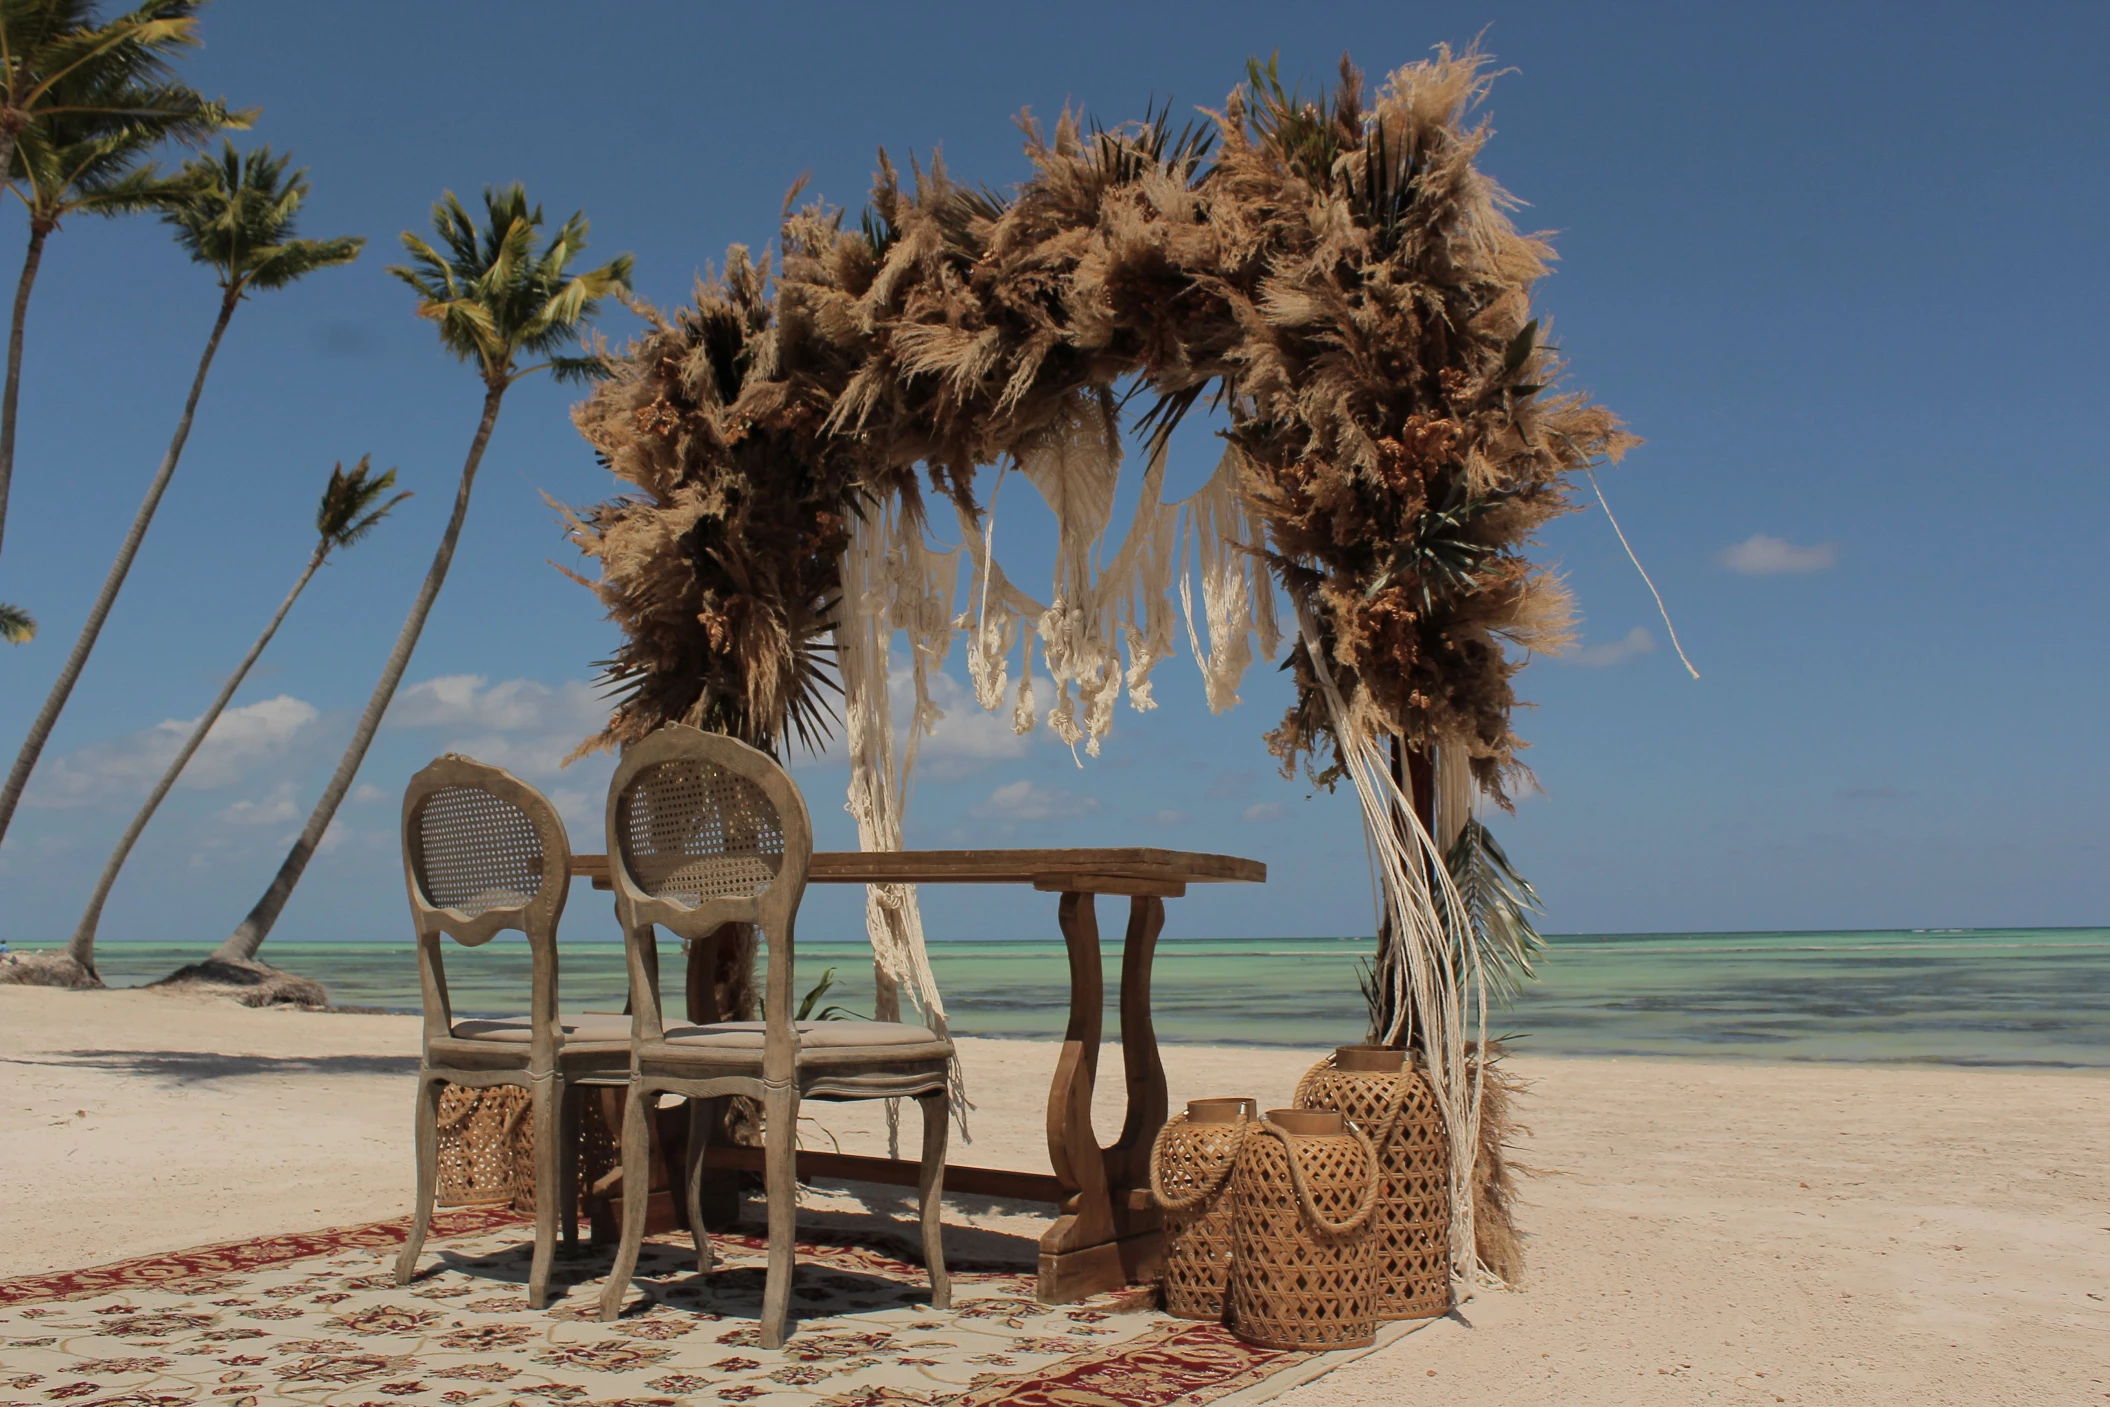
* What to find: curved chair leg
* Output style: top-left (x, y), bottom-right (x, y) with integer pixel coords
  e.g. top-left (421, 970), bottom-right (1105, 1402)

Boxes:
top-left (684, 1097), bottom-right (716, 1272)
top-left (527, 1076), bottom-right (561, 1308)
top-left (558, 1083), bottom-right (581, 1254)
top-left (758, 1084), bottom-right (799, 1350)
top-left (394, 1074), bottom-right (444, 1286)
top-left (597, 1084), bottom-right (656, 1322)
top-left (918, 1090), bottom-right (951, 1310)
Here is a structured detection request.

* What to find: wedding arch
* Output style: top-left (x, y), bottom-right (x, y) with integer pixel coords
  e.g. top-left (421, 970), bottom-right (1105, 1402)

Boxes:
top-left (560, 46), bottom-right (1633, 1283)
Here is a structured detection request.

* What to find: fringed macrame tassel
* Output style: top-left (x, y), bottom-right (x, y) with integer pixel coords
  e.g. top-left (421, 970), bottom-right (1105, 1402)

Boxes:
top-left (950, 437), bottom-right (1277, 756)
top-left (838, 501), bottom-right (974, 1138)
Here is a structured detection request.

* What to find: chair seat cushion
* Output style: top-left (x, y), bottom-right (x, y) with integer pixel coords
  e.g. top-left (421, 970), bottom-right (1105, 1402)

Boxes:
top-left (451, 1014), bottom-right (632, 1043)
top-left (661, 1019), bottom-right (941, 1048)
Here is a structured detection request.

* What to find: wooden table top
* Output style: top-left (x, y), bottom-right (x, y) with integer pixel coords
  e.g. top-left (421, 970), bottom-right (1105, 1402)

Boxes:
top-left (568, 847), bottom-right (1263, 897)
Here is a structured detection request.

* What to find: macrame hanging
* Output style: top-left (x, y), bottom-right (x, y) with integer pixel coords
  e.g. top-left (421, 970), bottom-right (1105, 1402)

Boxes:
top-left (833, 420), bottom-right (1283, 1138)
top-left (834, 492), bottom-right (968, 1129)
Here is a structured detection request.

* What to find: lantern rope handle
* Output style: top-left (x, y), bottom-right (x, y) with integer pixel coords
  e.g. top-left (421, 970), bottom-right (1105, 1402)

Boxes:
top-left (1149, 1110), bottom-right (1251, 1212)
top-left (1260, 1115), bottom-right (1381, 1235)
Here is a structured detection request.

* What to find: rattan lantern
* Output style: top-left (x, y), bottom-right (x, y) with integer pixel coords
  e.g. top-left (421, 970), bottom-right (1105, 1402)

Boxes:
top-left (435, 1082), bottom-right (532, 1208)
top-left (1151, 1097), bottom-right (1256, 1318)
top-left (1227, 1108), bottom-right (1381, 1350)
top-left (1296, 1045), bottom-right (1452, 1318)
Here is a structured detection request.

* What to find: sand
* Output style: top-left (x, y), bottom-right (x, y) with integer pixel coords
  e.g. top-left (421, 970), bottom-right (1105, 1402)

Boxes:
top-left (2, 986), bottom-right (2106, 1405)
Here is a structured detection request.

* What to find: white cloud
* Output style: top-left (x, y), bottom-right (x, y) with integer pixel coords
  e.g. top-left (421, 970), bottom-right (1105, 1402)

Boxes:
top-left (546, 787), bottom-right (599, 839)
top-left (351, 783), bottom-right (388, 803)
top-left (219, 781), bottom-right (299, 828)
top-left (27, 695), bottom-right (321, 808)
top-left (1716, 533), bottom-right (1838, 576)
top-left (1152, 808), bottom-right (1189, 827)
top-left (971, 779), bottom-right (1100, 822)
top-left (388, 675), bottom-right (609, 779)
top-left (1565, 626), bottom-right (1657, 668)
top-left (390, 674), bottom-right (605, 733)
top-left (911, 670), bottom-right (1034, 778)
top-left (1242, 802), bottom-right (1286, 823)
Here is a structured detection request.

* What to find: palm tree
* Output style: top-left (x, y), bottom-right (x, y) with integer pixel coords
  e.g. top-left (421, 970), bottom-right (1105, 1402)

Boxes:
top-left (0, 598), bottom-right (28, 641)
top-left (0, 0), bottom-right (241, 565)
top-left (209, 184), bottom-right (629, 969)
top-left (0, 143), bottom-right (361, 852)
top-left (48, 458), bottom-right (407, 985)
top-left (1, 70), bottom-right (245, 640)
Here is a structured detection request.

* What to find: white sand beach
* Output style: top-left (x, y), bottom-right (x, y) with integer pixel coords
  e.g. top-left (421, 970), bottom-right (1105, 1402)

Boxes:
top-left (2, 986), bottom-right (2105, 1405)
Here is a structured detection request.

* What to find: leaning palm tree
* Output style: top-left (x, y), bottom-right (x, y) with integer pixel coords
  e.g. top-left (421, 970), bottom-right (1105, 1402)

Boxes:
top-left (0, 142), bottom-right (361, 855)
top-left (43, 458), bottom-right (407, 986)
top-left (0, 70), bottom-right (245, 640)
top-left (0, 0), bottom-right (240, 564)
top-left (206, 185), bottom-right (629, 971)
top-left (0, 599), bottom-right (28, 641)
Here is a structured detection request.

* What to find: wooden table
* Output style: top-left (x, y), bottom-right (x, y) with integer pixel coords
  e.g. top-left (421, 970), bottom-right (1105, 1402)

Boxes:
top-left (568, 847), bottom-right (1266, 1303)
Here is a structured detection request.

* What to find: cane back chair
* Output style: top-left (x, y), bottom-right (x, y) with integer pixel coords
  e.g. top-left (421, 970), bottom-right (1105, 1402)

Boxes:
top-left (596, 725), bottom-right (952, 1345)
top-left (394, 754), bottom-right (631, 1307)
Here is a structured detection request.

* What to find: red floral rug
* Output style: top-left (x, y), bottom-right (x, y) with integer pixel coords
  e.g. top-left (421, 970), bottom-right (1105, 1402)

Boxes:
top-left (0, 1210), bottom-right (1419, 1407)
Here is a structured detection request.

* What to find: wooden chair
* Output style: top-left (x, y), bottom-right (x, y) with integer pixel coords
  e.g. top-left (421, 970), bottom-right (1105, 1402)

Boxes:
top-left (393, 754), bottom-right (631, 1308)
top-left (595, 725), bottom-right (952, 1344)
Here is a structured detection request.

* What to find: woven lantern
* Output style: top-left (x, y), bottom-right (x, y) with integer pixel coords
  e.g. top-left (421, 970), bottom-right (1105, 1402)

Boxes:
top-left (1227, 1108), bottom-right (1381, 1350)
top-left (435, 1083), bottom-right (532, 1208)
top-left (1150, 1097), bottom-right (1256, 1319)
top-left (1296, 1045), bottom-right (1452, 1318)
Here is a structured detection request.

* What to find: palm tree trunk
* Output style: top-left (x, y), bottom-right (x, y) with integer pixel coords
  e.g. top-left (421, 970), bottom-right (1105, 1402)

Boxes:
top-left (67, 543), bottom-right (326, 975)
top-left (213, 384), bottom-right (507, 963)
top-left (0, 221), bottom-right (51, 563)
top-left (0, 291), bottom-right (239, 848)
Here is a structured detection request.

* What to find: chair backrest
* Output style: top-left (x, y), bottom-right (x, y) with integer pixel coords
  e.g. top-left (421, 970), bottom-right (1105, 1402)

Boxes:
top-left (401, 755), bottom-right (572, 1055)
top-left (603, 725), bottom-right (812, 1052)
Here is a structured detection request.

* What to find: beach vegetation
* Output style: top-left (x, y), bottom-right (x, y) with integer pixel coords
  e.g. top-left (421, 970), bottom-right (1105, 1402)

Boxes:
top-left (793, 967), bottom-right (863, 1022)
top-left (202, 185), bottom-right (630, 978)
top-left (0, 141), bottom-right (360, 878)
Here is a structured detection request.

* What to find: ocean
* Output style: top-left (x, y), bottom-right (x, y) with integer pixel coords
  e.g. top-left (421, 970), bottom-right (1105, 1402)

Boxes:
top-left (45, 927), bottom-right (2110, 1069)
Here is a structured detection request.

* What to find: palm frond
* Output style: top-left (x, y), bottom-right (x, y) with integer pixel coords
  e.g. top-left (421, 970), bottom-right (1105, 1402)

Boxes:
top-left (793, 967), bottom-right (864, 1022)
top-left (1445, 818), bottom-right (1546, 1007)
top-left (159, 140), bottom-right (363, 294)
top-left (315, 455), bottom-right (410, 551)
top-left (0, 599), bottom-right (34, 644)
top-left (388, 183), bottom-right (632, 386)
top-left (2, 2), bottom-right (202, 114)
top-left (8, 57), bottom-right (248, 225)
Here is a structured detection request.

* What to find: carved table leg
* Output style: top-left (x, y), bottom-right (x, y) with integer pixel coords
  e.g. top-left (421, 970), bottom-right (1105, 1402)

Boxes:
top-left (1105, 895), bottom-right (1168, 1284)
top-left (1037, 892), bottom-right (1121, 1303)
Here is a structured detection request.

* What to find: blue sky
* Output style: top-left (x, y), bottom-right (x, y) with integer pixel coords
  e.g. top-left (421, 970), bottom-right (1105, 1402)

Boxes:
top-left (2, 0), bottom-right (2106, 954)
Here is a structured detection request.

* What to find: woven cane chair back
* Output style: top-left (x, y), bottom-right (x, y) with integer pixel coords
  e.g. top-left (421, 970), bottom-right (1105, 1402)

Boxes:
top-left (620, 759), bottom-right (785, 907)
top-left (604, 726), bottom-right (812, 1048)
top-left (605, 727), bottom-right (811, 940)
top-left (402, 755), bottom-right (571, 947)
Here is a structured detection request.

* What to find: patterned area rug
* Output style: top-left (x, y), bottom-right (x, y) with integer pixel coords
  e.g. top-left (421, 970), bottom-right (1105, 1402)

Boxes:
top-left (0, 1209), bottom-right (1420, 1407)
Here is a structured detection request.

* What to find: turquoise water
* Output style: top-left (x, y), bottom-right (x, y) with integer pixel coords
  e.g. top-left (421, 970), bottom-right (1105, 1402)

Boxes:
top-left (43, 927), bottom-right (2110, 1069)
